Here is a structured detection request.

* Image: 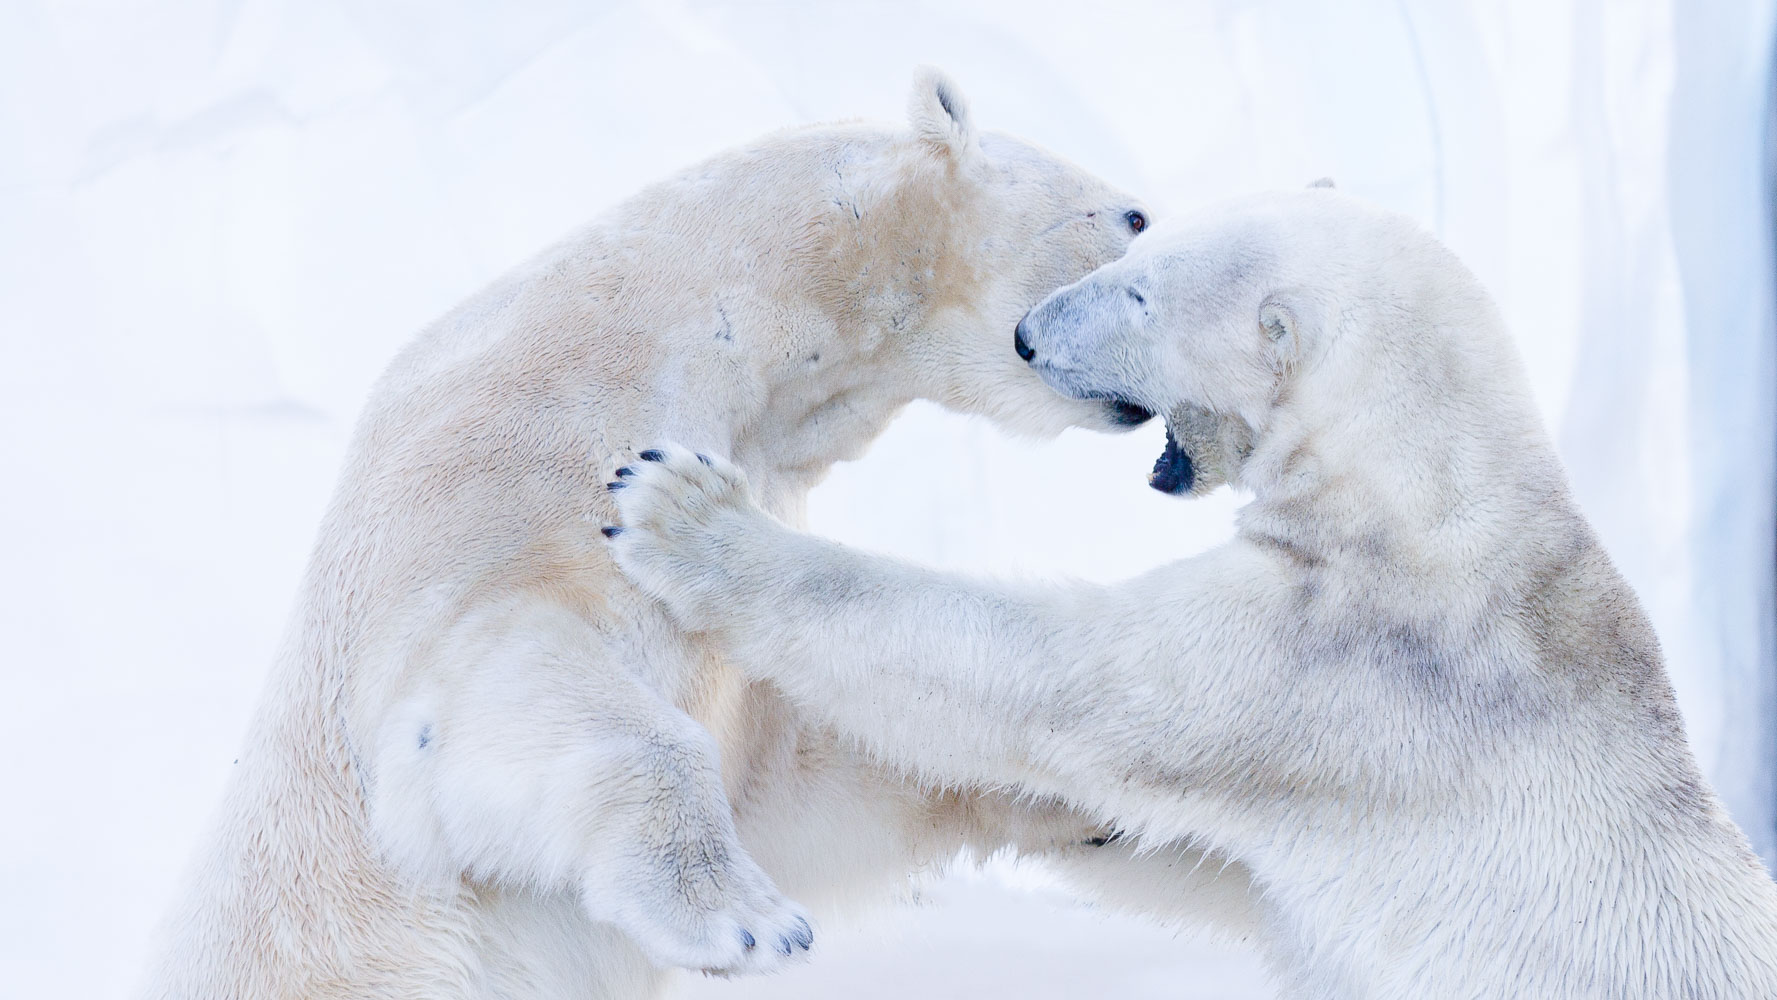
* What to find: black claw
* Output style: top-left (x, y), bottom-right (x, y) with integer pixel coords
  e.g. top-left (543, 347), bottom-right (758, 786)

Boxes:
top-left (1083, 828), bottom-right (1127, 848)
top-left (638, 449), bottom-right (664, 462)
top-left (615, 466), bottom-right (634, 478)
top-left (696, 453), bottom-right (712, 466)
top-left (601, 526), bottom-right (622, 538)
top-left (606, 481), bottom-right (626, 491)
top-left (777, 937), bottom-right (793, 956)
top-left (739, 929), bottom-right (756, 950)
top-left (794, 917), bottom-right (813, 949)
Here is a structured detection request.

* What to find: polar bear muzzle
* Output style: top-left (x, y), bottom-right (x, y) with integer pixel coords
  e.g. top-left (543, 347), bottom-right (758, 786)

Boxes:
top-left (1014, 319), bottom-right (1154, 429)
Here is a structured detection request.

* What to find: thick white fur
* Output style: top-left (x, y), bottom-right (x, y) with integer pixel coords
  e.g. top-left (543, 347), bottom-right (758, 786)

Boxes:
top-left (142, 71), bottom-right (1174, 999)
top-left (609, 190), bottom-right (1777, 999)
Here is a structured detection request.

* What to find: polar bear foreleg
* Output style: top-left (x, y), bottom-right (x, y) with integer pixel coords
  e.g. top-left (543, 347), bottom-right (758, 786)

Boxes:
top-left (606, 449), bottom-right (1187, 795)
top-left (608, 449), bottom-right (1284, 942)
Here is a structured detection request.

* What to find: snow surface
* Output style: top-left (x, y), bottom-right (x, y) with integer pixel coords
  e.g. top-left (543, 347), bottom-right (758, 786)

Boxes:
top-left (1, 1), bottom-right (1772, 997)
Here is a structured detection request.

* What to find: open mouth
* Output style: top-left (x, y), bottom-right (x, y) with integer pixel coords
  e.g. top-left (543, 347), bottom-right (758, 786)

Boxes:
top-left (1149, 424), bottom-right (1195, 495)
top-left (1104, 399), bottom-right (1155, 427)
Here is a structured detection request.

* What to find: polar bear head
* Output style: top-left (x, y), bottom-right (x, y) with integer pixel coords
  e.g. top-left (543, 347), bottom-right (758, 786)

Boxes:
top-left (1009, 187), bottom-right (1505, 494)
top-left (834, 69), bottom-right (1156, 436)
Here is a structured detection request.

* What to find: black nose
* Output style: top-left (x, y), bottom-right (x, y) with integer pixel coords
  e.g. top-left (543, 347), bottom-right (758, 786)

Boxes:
top-left (1013, 322), bottom-right (1035, 362)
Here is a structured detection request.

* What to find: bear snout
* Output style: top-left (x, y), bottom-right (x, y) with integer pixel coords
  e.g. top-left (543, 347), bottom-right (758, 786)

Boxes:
top-left (1013, 320), bottom-right (1036, 362)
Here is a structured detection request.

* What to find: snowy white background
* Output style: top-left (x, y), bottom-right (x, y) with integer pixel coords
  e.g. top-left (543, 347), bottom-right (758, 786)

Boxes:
top-left (3, 1), bottom-right (1773, 997)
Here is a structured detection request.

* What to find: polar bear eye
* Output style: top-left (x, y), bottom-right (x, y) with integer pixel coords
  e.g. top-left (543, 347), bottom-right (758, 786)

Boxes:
top-left (1125, 210), bottom-right (1148, 234)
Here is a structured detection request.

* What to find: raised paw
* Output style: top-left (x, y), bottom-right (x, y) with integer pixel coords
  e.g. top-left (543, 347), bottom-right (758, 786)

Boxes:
top-left (601, 444), bottom-right (767, 627)
top-left (604, 443), bottom-right (751, 535)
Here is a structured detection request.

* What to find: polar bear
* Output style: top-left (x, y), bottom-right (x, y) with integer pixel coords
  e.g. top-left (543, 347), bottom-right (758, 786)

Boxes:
top-left (143, 71), bottom-right (1161, 1000)
top-left (607, 188), bottom-right (1777, 998)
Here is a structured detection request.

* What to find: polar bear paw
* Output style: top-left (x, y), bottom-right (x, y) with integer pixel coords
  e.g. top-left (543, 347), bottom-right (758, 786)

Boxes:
top-left (685, 886), bottom-right (815, 977)
top-left (605, 445), bottom-right (752, 531)
top-left (602, 444), bottom-right (765, 627)
top-left (630, 881), bottom-right (814, 977)
top-left (586, 848), bottom-right (814, 977)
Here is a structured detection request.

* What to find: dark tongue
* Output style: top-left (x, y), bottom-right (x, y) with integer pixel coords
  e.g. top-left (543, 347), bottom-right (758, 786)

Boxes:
top-left (1148, 426), bottom-right (1195, 495)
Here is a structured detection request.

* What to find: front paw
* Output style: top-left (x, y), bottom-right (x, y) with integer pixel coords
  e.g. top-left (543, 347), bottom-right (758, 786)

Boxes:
top-left (603, 444), bottom-right (764, 625)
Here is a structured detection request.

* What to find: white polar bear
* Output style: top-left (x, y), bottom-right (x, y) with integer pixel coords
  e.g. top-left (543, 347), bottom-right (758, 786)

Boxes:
top-left (143, 71), bottom-right (1164, 1000)
top-left (608, 188), bottom-right (1777, 999)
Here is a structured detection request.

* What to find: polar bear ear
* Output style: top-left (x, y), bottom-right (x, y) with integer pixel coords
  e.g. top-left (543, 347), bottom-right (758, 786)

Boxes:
top-left (908, 67), bottom-right (978, 159)
top-left (1307, 177), bottom-right (1336, 189)
top-left (1259, 295), bottom-right (1303, 368)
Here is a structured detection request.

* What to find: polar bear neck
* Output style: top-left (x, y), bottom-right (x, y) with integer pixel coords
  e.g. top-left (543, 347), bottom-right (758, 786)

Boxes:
top-left (1234, 263), bottom-right (1584, 596)
top-left (645, 142), bottom-right (988, 508)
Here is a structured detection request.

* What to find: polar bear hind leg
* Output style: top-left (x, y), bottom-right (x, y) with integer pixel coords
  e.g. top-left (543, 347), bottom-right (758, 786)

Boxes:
top-left (366, 595), bottom-right (812, 976)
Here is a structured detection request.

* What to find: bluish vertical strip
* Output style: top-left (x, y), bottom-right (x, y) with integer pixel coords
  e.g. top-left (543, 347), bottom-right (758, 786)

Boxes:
top-left (1669, 0), bottom-right (1777, 864)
